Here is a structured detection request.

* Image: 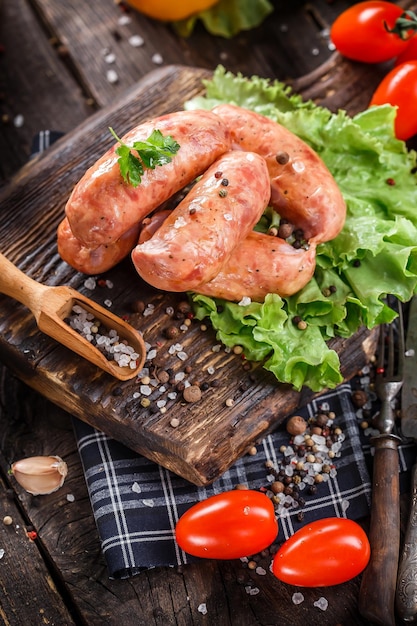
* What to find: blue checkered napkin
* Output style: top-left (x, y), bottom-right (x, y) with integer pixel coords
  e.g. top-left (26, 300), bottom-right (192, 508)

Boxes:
top-left (73, 382), bottom-right (374, 580)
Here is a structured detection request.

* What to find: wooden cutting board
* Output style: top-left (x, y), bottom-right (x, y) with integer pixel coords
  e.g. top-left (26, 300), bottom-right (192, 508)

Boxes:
top-left (0, 64), bottom-right (377, 486)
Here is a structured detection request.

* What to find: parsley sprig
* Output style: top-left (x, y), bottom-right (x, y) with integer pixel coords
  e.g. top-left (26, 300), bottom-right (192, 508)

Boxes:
top-left (109, 127), bottom-right (180, 187)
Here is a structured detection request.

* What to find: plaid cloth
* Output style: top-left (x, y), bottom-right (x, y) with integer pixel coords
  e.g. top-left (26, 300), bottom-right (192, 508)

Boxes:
top-left (73, 380), bottom-right (417, 580)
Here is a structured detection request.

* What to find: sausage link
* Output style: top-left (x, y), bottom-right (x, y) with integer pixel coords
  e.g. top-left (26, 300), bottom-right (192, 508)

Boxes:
top-left (131, 150), bottom-right (271, 292)
top-left (136, 208), bottom-right (316, 301)
top-left (212, 104), bottom-right (346, 244)
top-left (57, 217), bottom-right (140, 275)
top-left (196, 233), bottom-right (317, 302)
top-left (65, 110), bottom-right (231, 248)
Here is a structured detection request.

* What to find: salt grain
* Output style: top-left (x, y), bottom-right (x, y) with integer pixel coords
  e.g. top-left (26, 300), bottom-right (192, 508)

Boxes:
top-left (197, 604), bottom-right (207, 615)
top-left (129, 34), bottom-right (144, 47)
top-left (0, 549), bottom-right (4, 559)
top-left (292, 592), bottom-right (304, 605)
top-left (314, 597), bottom-right (329, 611)
top-left (13, 114), bottom-right (24, 128)
top-left (104, 52), bottom-right (116, 64)
top-left (152, 52), bottom-right (163, 65)
top-left (143, 499), bottom-right (154, 507)
top-left (118, 15), bottom-right (131, 25)
top-left (132, 482), bottom-right (141, 494)
top-left (106, 70), bottom-right (119, 84)
top-left (66, 494), bottom-right (75, 502)
top-left (143, 304), bottom-right (155, 317)
top-left (84, 277), bottom-right (96, 290)
top-left (174, 216), bottom-right (187, 229)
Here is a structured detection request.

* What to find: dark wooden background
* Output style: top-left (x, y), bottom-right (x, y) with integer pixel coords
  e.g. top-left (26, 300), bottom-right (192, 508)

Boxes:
top-left (0, 1), bottom-right (415, 624)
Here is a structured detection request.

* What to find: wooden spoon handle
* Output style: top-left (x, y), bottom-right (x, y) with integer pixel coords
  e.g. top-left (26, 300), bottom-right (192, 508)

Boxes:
top-left (0, 251), bottom-right (45, 317)
top-left (396, 461), bottom-right (417, 622)
top-left (358, 434), bottom-right (401, 626)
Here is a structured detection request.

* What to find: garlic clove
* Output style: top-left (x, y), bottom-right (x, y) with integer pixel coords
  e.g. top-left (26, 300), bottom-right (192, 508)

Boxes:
top-left (10, 455), bottom-right (68, 495)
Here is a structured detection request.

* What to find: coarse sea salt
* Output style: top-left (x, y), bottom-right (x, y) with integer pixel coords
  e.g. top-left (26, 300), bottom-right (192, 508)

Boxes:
top-left (292, 592), bottom-right (304, 605)
top-left (314, 597), bottom-right (329, 611)
top-left (174, 216), bottom-right (187, 229)
top-left (197, 604), bottom-right (207, 615)
top-left (106, 69), bottom-right (118, 84)
top-left (129, 34), bottom-right (144, 47)
top-left (67, 304), bottom-right (139, 369)
top-left (84, 277), bottom-right (96, 290)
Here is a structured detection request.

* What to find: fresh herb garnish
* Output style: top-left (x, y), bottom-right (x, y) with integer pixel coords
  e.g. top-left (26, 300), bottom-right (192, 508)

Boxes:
top-left (109, 127), bottom-right (180, 187)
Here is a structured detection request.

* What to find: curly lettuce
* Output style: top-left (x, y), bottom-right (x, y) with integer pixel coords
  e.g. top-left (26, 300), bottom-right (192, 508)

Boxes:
top-left (185, 66), bottom-right (417, 391)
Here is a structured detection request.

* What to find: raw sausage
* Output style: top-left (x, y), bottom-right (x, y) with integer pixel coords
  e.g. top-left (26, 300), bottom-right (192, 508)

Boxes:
top-left (195, 233), bottom-right (316, 302)
top-left (212, 104), bottom-right (346, 244)
top-left (131, 150), bottom-right (271, 292)
top-left (138, 210), bottom-right (316, 301)
top-left (65, 110), bottom-right (231, 248)
top-left (57, 217), bottom-right (140, 275)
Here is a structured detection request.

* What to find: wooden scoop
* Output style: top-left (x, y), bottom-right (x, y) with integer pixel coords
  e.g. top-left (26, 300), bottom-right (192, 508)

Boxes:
top-left (0, 252), bottom-right (146, 380)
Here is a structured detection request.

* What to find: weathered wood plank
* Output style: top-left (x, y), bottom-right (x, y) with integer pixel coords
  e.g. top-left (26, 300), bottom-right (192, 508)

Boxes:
top-left (0, 0), bottom-right (93, 187)
top-left (31, 0), bottom-right (349, 108)
top-left (0, 466), bottom-right (77, 625)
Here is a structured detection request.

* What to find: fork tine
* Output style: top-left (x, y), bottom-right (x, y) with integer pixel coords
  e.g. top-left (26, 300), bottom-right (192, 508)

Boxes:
top-left (377, 320), bottom-right (386, 372)
top-left (387, 323), bottom-right (394, 379)
top-left (378, 300), bottom-right (404, 381)
top-left (397, 301), bottom-right (404, 379)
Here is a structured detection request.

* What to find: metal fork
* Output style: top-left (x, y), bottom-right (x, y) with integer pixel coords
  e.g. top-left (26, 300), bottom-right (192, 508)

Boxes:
top-left (359, 301), bottom-right (404, 626)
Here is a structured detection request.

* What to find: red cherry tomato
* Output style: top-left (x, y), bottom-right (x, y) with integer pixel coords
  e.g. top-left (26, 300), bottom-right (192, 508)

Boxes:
top-left (395, 35), bottom-right (417, 65)
top-left (369, 60), bottom-right (417, 140)
top-left (272, 518), bottom-right (370, 587)
top-left (175, 489), bottom-right (278, 560)
top-left (330, 1), bottom-right (411, 63)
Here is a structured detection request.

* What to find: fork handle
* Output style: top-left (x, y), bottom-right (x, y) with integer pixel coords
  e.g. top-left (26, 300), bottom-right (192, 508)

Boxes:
top-left (358, 433), bottom-right (401, 626)
top-left (396, 461), bottom-right (417, 622)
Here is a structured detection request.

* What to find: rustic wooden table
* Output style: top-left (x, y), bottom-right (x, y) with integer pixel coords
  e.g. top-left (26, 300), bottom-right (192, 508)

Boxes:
top-left (0, 1), bottom-right (415, 624)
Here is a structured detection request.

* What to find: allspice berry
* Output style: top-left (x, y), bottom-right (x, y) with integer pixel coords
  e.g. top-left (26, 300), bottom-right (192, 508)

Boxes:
top-left (271, 481), bottom-right (285, 494)
top-left (183, 385), bottom-right (202, 403)
top-left (352, 389), bottom-right (368, 408)
top-left (286, 415), bottom-right (307, 436)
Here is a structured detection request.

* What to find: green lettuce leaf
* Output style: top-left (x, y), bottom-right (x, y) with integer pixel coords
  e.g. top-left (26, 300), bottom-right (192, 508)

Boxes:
top-left (185, 66), bottom-right (417, 391)
top-left (173, 0), bottom-right (273, 38)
